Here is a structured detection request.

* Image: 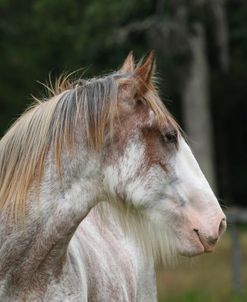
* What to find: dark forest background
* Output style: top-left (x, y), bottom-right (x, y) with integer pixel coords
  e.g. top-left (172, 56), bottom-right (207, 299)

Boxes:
top-left (0, 0), bottom-right (246, 207)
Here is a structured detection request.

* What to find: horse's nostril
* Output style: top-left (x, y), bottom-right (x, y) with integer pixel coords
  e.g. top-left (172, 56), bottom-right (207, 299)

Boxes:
top-left (218, 217), bottom-right (227, 237)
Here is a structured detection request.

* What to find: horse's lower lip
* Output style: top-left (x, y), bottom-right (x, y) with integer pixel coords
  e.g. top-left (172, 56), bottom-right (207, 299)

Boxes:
top-left (177, 232), bottom-right (207, 257)
top-left (178, 239), bottom-right (205, 257)
top-left (180, 247), bottom-right (205, 257)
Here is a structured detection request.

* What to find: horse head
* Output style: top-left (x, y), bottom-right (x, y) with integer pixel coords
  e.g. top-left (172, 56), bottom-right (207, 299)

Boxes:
top-left (102, 52), bottom-right (226, 262)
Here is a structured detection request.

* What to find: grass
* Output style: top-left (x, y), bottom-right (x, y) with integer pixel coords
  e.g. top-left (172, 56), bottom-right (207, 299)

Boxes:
top-left (157, 229), bottom-right (247, 302)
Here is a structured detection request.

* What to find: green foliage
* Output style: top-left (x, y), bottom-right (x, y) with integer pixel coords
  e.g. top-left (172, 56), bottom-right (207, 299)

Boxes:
top-left (159, 291), bottom-right (247, 302)
top-left (159, 291), bottom-right (209, 302)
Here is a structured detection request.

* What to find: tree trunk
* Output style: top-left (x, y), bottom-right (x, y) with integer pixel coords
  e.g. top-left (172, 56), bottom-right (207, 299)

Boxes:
top-left (182, 23), bottom-right (216, 190)
top-left (209, 0), bottom-right (230, 72)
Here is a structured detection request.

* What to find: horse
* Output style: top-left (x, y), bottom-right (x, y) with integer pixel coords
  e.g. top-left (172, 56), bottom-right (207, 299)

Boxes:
top-left (0, 52), bottom-right (226, 301)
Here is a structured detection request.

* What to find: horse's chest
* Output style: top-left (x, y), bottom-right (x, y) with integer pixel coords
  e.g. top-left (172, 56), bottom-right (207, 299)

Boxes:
top-left (69, 222), bottom-right (138, 301)
top-left (84, 247), bottom-right (137, 302)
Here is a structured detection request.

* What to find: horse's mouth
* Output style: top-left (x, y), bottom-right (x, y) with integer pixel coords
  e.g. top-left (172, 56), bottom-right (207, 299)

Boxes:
top-left (175, 244), bottom-right (204, 257)
top-left (193, 229), bottom-right (218, 253)
top-left (176, 232), bottom-right (207, 257)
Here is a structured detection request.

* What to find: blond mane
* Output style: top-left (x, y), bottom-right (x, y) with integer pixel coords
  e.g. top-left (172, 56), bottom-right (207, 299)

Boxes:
top-left (0, 71), bottom-right (176, 220)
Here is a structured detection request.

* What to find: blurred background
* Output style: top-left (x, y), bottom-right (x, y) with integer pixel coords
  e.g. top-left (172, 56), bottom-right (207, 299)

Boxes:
top-left (0, 0), bottom-right (246, 301)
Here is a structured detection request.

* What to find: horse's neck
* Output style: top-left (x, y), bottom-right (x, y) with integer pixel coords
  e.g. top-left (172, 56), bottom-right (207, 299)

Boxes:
top-left (0, 150), bottom-right (102, 289)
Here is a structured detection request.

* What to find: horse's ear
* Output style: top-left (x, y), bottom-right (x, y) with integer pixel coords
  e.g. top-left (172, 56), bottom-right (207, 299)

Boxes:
top-left (119, 51), bottom-right (135, 73)
top-left (134, 51), bottom-right (156, 93)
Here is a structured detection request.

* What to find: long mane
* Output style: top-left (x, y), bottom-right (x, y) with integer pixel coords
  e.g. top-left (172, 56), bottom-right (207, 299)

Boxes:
top-left (0, 74), bottom-right (120, 218)
top-left (0, 71), bottom-right (175, 219)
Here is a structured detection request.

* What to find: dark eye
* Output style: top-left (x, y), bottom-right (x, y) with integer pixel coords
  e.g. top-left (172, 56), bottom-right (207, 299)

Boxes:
top-left (163, 130), bottom-right (178, 144)
top-left (136, 99), bottom-right (143, 106)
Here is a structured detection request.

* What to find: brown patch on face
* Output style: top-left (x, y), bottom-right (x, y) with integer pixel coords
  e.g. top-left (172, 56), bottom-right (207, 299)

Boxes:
top-left (141, 117), bottom-right (178, 173)
top-left (142, 127), bottom-right (165, 169)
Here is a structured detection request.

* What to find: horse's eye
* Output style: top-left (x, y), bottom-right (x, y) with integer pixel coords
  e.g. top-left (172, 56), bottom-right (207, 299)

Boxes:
top-left (136, 99), bottom-right (143, 106)
top-left (163, 130), bottom-right (178, 144)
